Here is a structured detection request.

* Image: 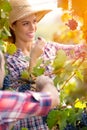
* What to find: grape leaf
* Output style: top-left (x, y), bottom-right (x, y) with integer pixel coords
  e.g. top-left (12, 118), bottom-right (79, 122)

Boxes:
top-left (21, 70), bottom-right (30, 79)
top-left (47, 109), bottom-right (59, 129)
top-left (52, 50), bottom-right (67, 70)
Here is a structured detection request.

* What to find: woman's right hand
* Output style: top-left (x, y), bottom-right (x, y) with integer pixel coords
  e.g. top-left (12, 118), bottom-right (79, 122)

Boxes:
top-left (36, 75), bottom-right (60, 109)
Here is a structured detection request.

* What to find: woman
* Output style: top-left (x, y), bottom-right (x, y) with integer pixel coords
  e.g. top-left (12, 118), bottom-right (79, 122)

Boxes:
top-left (5, 0), bottom-right (87, 129)
top-left (0, 50), bottom-right (59, 130)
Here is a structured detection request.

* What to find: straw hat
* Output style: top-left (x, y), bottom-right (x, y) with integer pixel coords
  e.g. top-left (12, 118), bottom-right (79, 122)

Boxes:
top-left (9, 0), bottom-right (52, 28)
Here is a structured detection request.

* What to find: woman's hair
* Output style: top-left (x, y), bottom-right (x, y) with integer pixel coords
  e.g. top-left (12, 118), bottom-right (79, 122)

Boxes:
top-left (8, 21), bottom-right (17, 43)
top-left (8, 27), bottom-right (16, 43)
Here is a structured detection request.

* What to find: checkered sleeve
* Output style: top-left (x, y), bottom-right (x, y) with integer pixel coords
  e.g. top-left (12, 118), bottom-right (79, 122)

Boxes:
top-left (0, 91), bottom-right (51, 124)
top-left (28, 91), bottom-right (51, 116)
top-left (55, 42), bottom-right (87, 58)
top-left (43, 42), bottom-right (87, 61)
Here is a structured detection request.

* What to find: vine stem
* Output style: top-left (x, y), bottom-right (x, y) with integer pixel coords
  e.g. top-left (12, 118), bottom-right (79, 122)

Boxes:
top-left (60, 57), bottom-right (85, 90)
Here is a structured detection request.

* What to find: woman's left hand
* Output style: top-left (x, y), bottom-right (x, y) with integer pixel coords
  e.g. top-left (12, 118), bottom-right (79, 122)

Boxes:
top-left (30, 37), bottom-right (46, 59)
top-left (29, 37), bottom-right (46, 72)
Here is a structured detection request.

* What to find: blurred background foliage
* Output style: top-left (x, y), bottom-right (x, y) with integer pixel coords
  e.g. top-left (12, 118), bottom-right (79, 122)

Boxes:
top-left (0, 0), bottom-right (11, 54)
top-left (0, 0), bottom-right (11, 42)
top-left (37, 0), bottom-right (87, 44)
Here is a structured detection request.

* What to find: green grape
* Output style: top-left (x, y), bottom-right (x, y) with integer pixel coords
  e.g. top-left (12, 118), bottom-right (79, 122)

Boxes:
top-left (21, 70), bottom-right (29, 79)
top-left (6, 43), bottom-right (17, 55)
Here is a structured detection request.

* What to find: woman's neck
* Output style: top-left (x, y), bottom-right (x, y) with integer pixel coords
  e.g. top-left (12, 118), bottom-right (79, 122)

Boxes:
top-left (15, 41), bottom-right (33, 56)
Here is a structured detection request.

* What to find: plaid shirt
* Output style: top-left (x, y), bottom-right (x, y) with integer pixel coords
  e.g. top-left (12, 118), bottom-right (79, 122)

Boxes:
top-left (5, 41), bottom-right (86, 130)
top-left (0, 90), bottom-right (51, 130)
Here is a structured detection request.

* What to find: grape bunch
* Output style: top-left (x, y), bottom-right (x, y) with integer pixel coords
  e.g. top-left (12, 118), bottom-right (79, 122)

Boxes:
top-left (80, 112), bottom-right (87, 127)
top-left (64, 112), bottom-right (87, 130)
top-left (64, 124), bottom-right (76, 130)
top-left (18, 83), bottom-right (31, 92)
top-left (2, 75), bottom-right (11, 90)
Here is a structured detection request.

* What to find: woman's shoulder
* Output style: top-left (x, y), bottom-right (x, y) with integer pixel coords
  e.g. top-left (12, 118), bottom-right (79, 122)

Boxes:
top-left (5, 48), bottom-right (23, 64)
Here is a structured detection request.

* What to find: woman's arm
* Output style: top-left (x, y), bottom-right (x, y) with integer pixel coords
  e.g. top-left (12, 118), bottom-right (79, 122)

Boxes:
top-left (44, 41), bottom-right (87, 59)
top-left (0, 90), bottom-right (51, 124)
top-left (0, 75), bottom-right (60, 124)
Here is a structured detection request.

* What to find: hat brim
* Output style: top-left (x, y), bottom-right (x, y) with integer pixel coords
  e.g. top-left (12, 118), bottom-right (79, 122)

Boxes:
top-left (9, 9), bottom-right (52, 28)
top-left (35, 10), bottom-right (52, 22)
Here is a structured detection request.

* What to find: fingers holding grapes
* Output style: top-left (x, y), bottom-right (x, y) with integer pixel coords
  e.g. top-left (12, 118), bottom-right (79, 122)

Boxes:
top-left (30, 37), bottom-right (46, 59)
top-left (36, 75), bottom-right (60, 108)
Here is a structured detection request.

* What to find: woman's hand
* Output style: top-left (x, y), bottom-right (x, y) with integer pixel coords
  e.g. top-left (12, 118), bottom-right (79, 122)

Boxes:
top-left (0, 51), bottom-right (5, 88)
top-left (30, 37), bottom-right (46, 59)
top-left (29, 37), bottom-right (46, 72)
top-left (36, 75), bottom-right (60, 109)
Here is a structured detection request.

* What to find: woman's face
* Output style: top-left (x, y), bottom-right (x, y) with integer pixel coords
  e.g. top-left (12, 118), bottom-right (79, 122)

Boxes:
top-left (12, 14), bottom-right (37, 42)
